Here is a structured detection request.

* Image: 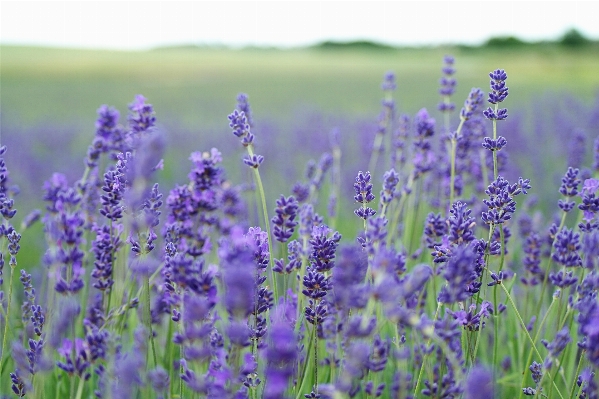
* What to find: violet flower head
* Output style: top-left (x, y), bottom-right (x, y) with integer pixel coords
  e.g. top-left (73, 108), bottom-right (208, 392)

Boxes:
top-left (448, 201), bottom-right (477, 245)
top-left (128, 94), bottom-right (156, 134)
top-left (552, 227), bottom-right (582, 267)
top-left (309, 224), bottom-right (341, 272)
top-left (381, 71), bottom-right (397, 92)
top-left (354, 171), bottom-right (376, 220)
top-left (271, 195), bottom-right (299, 243)
top-left (264, 304), bottom-right (297, 399)
top-left (487, 69), bottom-right (509, 104)
top-left (460, 88), bottom-right (485, 121)
top-left (438, 245), bottom-right (478, 304)
top-left (228, 109), bottom-right (254, 147)
top-left (236, 92), bottom-right (254, 128)
top-left (541, 327), bottom-right (571, 369)
top-left (464, 366), bottom-right (494, 399)
top-left (482, 136), bottom-right (508, 152)
top-left (579, 178), bottom-right (599, 221)
top-left (481, 175), bottom-right (530, 225)
top-left (558, 167), bottom-right (581, 212)
top-left (412, 108), bottom-right (436, 176)
top-left (483, 69), bottom-right (509, 121)
top-left (87, 105), bottom-right (121, 167)
top-left (379, 168), bottom-right (399, 209)
top-left (438, 55), bottom-right (456, 112)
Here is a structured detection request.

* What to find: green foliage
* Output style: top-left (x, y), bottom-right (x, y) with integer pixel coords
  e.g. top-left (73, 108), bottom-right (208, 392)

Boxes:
top-left (484, 35), bottom-right (529, 48)
top-left (560, 28), bottom-right (591, 47)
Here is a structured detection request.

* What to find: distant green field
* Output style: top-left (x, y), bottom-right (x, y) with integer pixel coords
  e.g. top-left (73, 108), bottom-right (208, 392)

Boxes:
top-left (2, 44), bottom-right (599, 131)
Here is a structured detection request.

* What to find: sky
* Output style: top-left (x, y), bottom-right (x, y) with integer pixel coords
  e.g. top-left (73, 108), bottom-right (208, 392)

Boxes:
top-left (2, 1), bottom-right (599, 50)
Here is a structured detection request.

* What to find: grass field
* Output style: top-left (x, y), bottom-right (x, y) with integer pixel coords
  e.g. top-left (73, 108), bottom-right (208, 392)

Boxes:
top-left (2, 44), bottom-right (599, 130)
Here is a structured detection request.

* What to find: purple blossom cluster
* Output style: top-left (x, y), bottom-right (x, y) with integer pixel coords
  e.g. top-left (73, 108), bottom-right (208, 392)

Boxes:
top-left (1, 61), bottom-right (599, 399)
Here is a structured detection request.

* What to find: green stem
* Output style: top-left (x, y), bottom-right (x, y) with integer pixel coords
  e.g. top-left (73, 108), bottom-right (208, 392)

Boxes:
top-left (500, 280), bottom-right (565, 399)
top-left (247, 145), bottom-right (277, 301)
top-left (449, 119), bottom-right (465, 212)
top-left (75, 376), bottom-right (85, 399)
top-left (0, 257), bottom-right (15, 379)
top-left (569, 351), bottom-right (585, 399)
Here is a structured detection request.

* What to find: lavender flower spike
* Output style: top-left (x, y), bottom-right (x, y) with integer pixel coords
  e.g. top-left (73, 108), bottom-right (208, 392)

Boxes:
top-left (354, 171), bottom-right (376, 220)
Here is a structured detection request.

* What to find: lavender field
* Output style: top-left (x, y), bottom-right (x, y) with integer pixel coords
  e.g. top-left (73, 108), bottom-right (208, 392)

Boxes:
top-left (1, 45), bottom-right (599, 398)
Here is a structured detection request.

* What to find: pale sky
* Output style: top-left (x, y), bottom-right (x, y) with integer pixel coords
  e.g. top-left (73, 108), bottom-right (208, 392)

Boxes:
top-left (1, 1), bottom-right (599, 50)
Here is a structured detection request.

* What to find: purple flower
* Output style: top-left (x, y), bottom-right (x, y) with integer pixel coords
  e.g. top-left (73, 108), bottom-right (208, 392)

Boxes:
top-left (264, 304), bottom-right (297, 399)
top-left (482, 136), bottom-right (508, 152)
top-left (228, 109), bottom-right (254, 147)
top-left (483, 107), bottom-right (508, 121)
top-left (379, 168), bottom-right (399, 209)
top-left (438, 246), bottom-right (478, 303)
top-left (460, 88), bottom-right (485, 121)
top-left (438, 55), bottom-right (456, 112)
top-left (236, 93), bottom-right (254, 128)
top-left (552, 227), bottom-right (582, 267)
top-left (412, 109), bottom-right (436, 176)
top-left (424, 212), bottom-right (447, 249)
top-left (487, 69), bottom-right (509, 104)
top-left (271, 195), bottom-right (299, 243)
top-left (541, 327), bottom-right (571, 369)
top-left (128, 94), bottom-right (156, 134)
top-left (309, 225), bottom-right (341, 272)
top-left (464, 366), bottom-right (494, 399)
top-left (482, 175), bottom-right (529, 225)
top-left (354, 171), bottom-right (376, 220)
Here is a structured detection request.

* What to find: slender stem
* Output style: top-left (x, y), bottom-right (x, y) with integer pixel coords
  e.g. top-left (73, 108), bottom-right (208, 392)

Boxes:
top-left (75, 376), bottom-right (85, 399)
top-left (568, 352), bottom-right (585, 399)
top-left (500, 280), bottom-right (565, 399)
top-left (247, 145), bottom-right (277, 301)
top-left (0, 254), bottom-right (15, 379)
top-left (449, 119), bottom-right (465, 212)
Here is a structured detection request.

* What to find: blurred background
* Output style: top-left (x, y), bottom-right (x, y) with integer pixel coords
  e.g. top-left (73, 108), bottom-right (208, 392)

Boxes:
top-left (1, 1), bottom-right (599, 228)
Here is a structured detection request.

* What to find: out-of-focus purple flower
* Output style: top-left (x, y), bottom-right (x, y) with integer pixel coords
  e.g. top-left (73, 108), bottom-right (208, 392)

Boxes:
top-left (568, 128), bottom-right (586, 169)
top-left (272, 195), bottom-right (299, 243)
top-left (236, 93), bottom-right (254, 128)
top-left (438, 55), bottom-right (456, 112)
top-left (264, 303), bottom-right (297, 399)
top-left (521, 232), bottom-right (544, 286)
top-left (424, 212), bottom-right (447, 249)
top-left (292, 182), bottom-right (310, 203)
top-left (460, 88), bottom-right (485, 121)
top-left (438, 245), bottom-right (478, 303)
top-left (464, 365), bottom-right (494, 399)
top-left (541, 327), bottom-right (571, 369)
top-left (413, 109), bottom-right (436, 177)
top-left (379, 169), bottom-right (399, 210)
top-left (128, 94), bottom-right (156, 135)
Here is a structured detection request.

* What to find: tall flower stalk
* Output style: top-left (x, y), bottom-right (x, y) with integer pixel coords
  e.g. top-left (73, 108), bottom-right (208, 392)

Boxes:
top-left (228, 98), bottom-right (278, 300)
